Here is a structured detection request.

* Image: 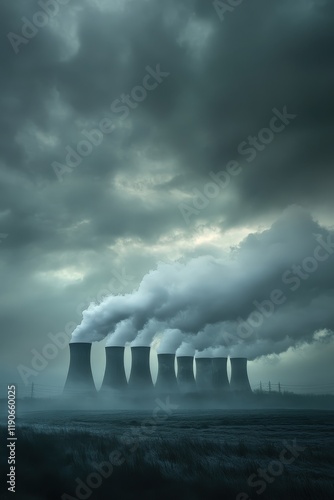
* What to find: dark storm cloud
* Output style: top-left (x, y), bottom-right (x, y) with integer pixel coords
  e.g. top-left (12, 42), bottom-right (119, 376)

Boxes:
top-left (169, 0), bottom-right (334, 228)
top-left (0, 0), bottom-right (333, 388)
top-left (1, 0), bottom-right (333, 244)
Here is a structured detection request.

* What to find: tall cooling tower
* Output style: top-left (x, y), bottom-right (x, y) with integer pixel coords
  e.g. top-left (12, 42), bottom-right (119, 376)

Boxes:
top-left (63, 342), bottom-right (96, 394)
top-left (155, 353), bottom-right (178, 392)
top-left (101, 346), bottom-right (127, 391)
top-left (128, 346), bottom-right (153, 390)
top-left (230, 357), bottom-right (252, 392)
top-left (212, 357), bottom-right (229, 391)
top-left (177, 356), bottom-right (196, 392)
top-left (195, 357), bottom-right (213, 391)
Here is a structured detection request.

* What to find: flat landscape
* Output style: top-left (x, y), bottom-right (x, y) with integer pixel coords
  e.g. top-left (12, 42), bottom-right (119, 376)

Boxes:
top-left (1, 408), bottom-right (333, 500)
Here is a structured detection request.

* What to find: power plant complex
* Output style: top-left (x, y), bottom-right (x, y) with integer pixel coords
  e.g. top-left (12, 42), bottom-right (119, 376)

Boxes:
top-left (64, 343), bottom-right (252, 397)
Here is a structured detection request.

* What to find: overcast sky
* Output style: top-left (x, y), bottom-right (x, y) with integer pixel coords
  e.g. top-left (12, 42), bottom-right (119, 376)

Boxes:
top-left (1, 0), bottom-right (334, 396)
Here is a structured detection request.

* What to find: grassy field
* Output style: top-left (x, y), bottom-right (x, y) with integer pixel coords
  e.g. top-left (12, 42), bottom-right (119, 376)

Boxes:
top-left (1, 409), bottom-right (333, 500)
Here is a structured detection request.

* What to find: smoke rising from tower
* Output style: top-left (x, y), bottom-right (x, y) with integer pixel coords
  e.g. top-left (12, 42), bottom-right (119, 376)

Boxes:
top-left (70, 209), bottom-right (334, 361)
top-left (105, 318), bottom-right (137, 347)
top-left (156, 328), bottom-right (183, 354)
top-left (176, 342), bottom-right (195, 357)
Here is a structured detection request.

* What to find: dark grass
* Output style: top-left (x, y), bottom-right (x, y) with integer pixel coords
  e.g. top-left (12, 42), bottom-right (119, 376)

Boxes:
top-left (1, 422), bottom-right (334, 500)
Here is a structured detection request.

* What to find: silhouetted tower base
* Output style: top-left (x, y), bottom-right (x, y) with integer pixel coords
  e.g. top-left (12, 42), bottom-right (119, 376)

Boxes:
top-left (230, 357), bottom-right (252, 392)
top-left (128, 346), bottom-right (153, 391)
top-left (156, 353), bottom-right (178, 393)
top-left (177, 356), bottom-right (196, 392)
top-left (101, 346), bottom-right (127, 392)
top-left (63, 343), bottom-right (96, 396)
top-left (212, 357), bottom-right (230, 392)
top-left (195, 357), bottom-right (213, 391)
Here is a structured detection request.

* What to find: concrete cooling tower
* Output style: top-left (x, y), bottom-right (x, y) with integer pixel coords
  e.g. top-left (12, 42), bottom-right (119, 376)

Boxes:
top-left (229, 357), bottom-right (252, 392)
top-left (63, 342), bottom-right (96, 395)
top-left (128, 346), bottom-right (153, 390)
top-left (155, 353), bottom-right (178, 392)
top-left (176, 356), bottom-right (196, 392)
top-left (101, 346), bottom-right (127, 391)
top-left (195, 357), bottom-right (213, 391)
top-left (212, 357), bottom-right (229, 391)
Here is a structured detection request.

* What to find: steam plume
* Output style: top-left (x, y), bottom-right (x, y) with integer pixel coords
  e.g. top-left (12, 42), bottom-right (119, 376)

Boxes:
top-left (71, 208), bottom-right (334, 360)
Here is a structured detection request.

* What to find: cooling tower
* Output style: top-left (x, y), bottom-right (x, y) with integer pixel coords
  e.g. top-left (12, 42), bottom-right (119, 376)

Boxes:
top-left (177, 356), bottom-right (196, 392)
top-left (155, 353), bottom-right (178, 392)
top-left (195, 357), bottom-right (213, 391)
top-left (100, 346), bottom-right (127, 391)
top-left (63, 342), bottom-right (96, 394)
top-left (212, 357), bottom-right (229, 391)
top-left (128, 346), bottom-right (153, 390)
top-left (229, 357), bottom-right (252, 392)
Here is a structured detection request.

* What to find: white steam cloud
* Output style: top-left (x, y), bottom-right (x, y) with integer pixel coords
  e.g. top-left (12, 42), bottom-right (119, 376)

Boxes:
top-left (176, 342), bottom-right (196, 357)
top-left (71, 207), bottom-right (334, 360)
top-left (156, 329), bottom-right (184, 354)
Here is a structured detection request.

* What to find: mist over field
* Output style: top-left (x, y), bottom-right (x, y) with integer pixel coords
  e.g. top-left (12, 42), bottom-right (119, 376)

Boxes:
top-left (1, 408), bottom-right (334, 500)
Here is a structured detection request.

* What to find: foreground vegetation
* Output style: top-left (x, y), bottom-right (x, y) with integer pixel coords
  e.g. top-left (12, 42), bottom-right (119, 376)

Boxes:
top-left (1, 419), bottom-right (333, 500)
